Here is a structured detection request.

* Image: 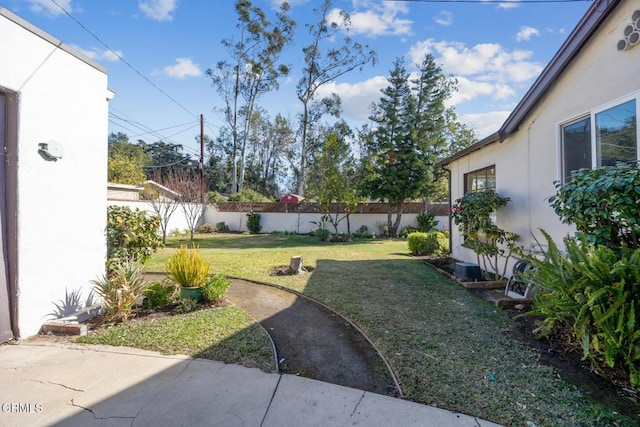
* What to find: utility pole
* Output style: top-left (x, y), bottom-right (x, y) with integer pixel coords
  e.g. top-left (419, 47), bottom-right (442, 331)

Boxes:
top-left (200, 114), bottom-right (205, 202)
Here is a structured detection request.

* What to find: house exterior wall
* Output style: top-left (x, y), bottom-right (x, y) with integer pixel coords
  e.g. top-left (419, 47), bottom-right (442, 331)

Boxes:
top-left (448, 2), bottom-right (640, 276)
top-left (1, 9), bottom-right (109, 337)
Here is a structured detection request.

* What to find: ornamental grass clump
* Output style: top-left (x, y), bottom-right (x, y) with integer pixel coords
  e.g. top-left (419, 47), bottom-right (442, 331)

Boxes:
top-left (166, 245), bottom-right (210, 288)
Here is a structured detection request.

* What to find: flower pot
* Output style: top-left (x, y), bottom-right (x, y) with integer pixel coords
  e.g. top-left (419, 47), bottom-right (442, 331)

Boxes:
top-left (180, 286), bottom-right (204, 302)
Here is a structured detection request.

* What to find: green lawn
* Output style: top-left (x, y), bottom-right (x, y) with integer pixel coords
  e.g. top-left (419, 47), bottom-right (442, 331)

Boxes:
top-left (79, 306), bottom-right (275, 373)
top-left (145, 233), bottom-right (631, 426)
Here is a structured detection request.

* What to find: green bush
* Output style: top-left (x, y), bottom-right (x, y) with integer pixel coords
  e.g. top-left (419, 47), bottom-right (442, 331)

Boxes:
top-left (166, 245), bottom-right (210, 288)
top-left (203, 274), bottom-right (231, 302)
top-left (198, 223), bottom-right (214, 234)
top-left (416, 213), bottom-right (438, 232)
top-left (92, 259), bottom-right (146, 323)
top-left (400, 226), bottom-right (418, 238)
top-left (407, 231), bottom-right (448, 255)
top-left (523, 230), bottom-right (640, 388)
top-left (315, 227), bottom-right (331, 242)
top-left (450, 190), bottom-right (519, 280)
top-left (246, 211), bottom-right (261, 234)
top-left (106, 205), bottom-right (162, 269)
top-left (175, 297), bottom-right (199, 314)
top-left (215, 222), bottom-right (230, 232)
top-left (142, 281), bottom-right (176, 309)
top-left (549, 162), bottom-right (640, 249)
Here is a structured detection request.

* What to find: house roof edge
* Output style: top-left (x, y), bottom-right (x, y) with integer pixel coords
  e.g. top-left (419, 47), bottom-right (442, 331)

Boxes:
top-left (0, 6), bottom-right (108, 75)
top-left (498, 0), bottom-right (620, 138)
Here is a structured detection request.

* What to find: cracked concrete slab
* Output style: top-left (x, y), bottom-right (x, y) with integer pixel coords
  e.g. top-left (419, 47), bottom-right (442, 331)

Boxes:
top-left (0, 340), bottom-right (503, 427)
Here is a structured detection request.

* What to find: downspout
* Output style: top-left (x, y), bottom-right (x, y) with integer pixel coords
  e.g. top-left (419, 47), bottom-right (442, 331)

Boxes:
top-left (441, 165), bottom-right (453, 255)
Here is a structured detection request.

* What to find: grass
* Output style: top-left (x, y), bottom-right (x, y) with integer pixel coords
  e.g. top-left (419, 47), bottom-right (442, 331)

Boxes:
top-left (78, 306), bottom-right (276, 373)
top-left (144, 233), bottom-right (632, 426)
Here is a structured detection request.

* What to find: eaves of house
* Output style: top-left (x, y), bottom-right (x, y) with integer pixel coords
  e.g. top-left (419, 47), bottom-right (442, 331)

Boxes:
top-left (437, 0), bottom-right (622, 167)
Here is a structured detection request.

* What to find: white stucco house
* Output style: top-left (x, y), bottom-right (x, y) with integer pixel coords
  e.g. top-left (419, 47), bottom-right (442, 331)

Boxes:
top-left (0, 8), bottom-right (112, 341)
top-left (438, 0), bottom-right (639, 277)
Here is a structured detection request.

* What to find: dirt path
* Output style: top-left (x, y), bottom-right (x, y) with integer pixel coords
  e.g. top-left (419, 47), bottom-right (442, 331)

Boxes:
top-left (226, 279), bottom-right (397, 396)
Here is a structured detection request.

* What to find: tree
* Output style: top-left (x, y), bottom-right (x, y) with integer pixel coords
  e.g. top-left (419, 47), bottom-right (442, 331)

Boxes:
top-left (296, 0), bottom-right (376, 194)
top-left (306, 132), bottom-right (359, 236)
top-left (141, 171), bottom-right (181, 245)
top-left (360, 56), bottom-right (453, 237)
top-left (108, 154), bottom-right (147, 185)
top-left (165, 168), bottom-right (207, 243)
top-left (107, 132), bottom-right (149, 185)
top-left (140, 140), bottom-right (195, 179)
top-left (207, 0), bottom-right (295, 194)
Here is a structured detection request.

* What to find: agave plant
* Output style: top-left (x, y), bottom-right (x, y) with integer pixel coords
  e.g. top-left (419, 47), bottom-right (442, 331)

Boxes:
top-left (92, 258), bottom-right (146, 323)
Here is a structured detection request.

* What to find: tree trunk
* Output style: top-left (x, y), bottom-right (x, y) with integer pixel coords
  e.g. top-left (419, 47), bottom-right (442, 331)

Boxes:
top-left (289, 256), bottom-right (304, 275)
top-left (297, 104), bottom-right (309, 195)
top-left (392, 202), bottom-right (404, 237)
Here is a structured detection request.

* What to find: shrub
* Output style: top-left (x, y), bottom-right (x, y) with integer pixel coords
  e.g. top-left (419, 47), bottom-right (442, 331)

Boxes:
top-left (198, 223), bottom-right (214, 234)
top-left (549, 162), bottom-right (640, 249)
top-left (359, 231), bottom-right (374, 239)
top-left (215, 222), bottom-right (230, 232)
top-left (203, 274), bottom-right (231, 302)
top-left (353, 225), bottom-right (369, 237)
top-left (142, 281), bottom-right (176, 309)
top-left (408, 231), bottom-right (448, 255)
top-left (166, 245), bottom-right (210, 288)
top-left (175, 297), bottom-right (199, 314)
top-left (246, 211), bottom-right (261, 234)
top-left (106, 206), bottom-right (162, 269)
top-left (92, 259), bottom-right (146, 323)
top-left (416, 213), bottom-right (438, 232)
top-left (400, 226), bottom-right (418, 238)
top-left (523, 230), bottom-right (640, 388)
top-left (450, 190), bottom-right (520, 280)
top-left (315, 227), bottom-right (331, 242)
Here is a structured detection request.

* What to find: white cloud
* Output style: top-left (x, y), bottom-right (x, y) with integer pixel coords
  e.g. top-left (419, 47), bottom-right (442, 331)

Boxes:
top-left (446, 77), bottom-right (516, 107)
top-left (327, 1), bottom-right (412, 37)
top-left (315, 76), bottom-right (388, 121)
top-left (459, 111), bottom-right (511, 139)
top-left (139, 0), bottom-right (177, 22)
top-left (434, 11), bottom-right (453, 27)
top-left (72, 45), bottom-right (122, 62)
top-left (498, 0), bottom-right (519, 10)
top-left (516, 26), bottom-right (540, 42)
top-left (271, 0), bottom-right (308, 7)
top-left (163, 58), bottom-right (201, 79)
top-left (408, 39), bottom-right (543, 84)
top-left (28, 0), bottom-right (72, 16)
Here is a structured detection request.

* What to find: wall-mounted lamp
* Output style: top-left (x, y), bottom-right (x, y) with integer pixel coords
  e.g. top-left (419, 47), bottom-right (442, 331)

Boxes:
top-left (38, 141), bottom-right (64, 160)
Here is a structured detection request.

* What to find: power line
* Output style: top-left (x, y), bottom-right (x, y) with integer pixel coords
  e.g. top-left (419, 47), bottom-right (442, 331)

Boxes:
top-left (387, 0), bottom-right (591, 3)
top-left (48, 0), bottom-right (200, 120)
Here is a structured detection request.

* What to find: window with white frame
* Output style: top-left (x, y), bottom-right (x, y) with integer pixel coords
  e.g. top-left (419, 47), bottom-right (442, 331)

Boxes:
top-left (464, 165), bottom-right (496, 193)
top-left (561, 94), bottom-right (638, 183)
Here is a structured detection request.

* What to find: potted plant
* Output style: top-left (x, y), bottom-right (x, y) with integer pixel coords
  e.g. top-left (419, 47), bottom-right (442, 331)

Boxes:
top-left (166, 245), bottom-right (209, 302)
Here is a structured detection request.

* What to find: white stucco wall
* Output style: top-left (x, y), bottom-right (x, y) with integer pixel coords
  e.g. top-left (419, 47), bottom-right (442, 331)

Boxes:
top-left (107, 200), bottom-right (448, 236)
top-left (1, 10), bottom-right (109, 337)
top-left (448, 2), bottom-right (640, 277)
top-left (204, 208), bottom-right (448, 235)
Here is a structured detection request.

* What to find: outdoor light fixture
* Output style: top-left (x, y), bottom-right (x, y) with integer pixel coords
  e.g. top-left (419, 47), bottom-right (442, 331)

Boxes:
top-left (38, 141), bottom-right (64, 160)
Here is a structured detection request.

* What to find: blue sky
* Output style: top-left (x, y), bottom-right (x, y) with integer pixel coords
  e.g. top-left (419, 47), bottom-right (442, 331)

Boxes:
top-left (6, 0), bottom-right (592, 160)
